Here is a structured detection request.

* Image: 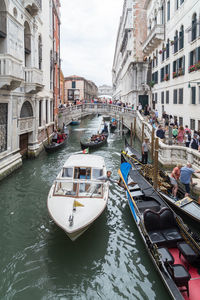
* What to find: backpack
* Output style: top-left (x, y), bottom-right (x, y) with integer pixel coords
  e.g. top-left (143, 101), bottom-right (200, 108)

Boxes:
top-left (188, 133), bottom-right (191, 141)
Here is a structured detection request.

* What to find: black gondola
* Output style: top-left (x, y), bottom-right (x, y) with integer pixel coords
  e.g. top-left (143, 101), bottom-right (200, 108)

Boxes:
top-left (122, 138), bottom-right (200, 224)
top-left (119, 157), bottom-right (200, 300)
top-left (80, 134), bottom-right (108, 150)
top-left (44, 127), bottom-right (68, 153)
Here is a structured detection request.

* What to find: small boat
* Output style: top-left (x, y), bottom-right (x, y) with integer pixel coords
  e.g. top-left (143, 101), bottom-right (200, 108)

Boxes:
top-left (44, 127), bottom-right (68, 153)
top-left (80, 134), bottom-right (108, 150)
top-left (47, 154), bottom-right (109, 241)
top-left (118, 160), bottom-right (200, 300)
top-left (110, 118), bottom-right (117, 132)
top-left (122, 139), bottom-right (200, 224)
top-left (70, 119), bottom-right (80, 125)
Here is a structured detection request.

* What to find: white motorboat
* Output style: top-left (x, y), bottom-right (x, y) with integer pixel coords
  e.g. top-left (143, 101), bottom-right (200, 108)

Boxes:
top-left (47, 154), bottom-right (109, 241)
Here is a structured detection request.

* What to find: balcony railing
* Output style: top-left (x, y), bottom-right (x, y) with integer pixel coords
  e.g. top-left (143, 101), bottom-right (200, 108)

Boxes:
top-left (0, 54), bottom-right (23, 90)
top-left (143, 25), bottom-right (164, 55)
top-left (24, 67), bottom-right (43, 93)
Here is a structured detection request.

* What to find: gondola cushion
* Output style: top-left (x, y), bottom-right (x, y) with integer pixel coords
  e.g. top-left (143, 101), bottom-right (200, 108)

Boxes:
top-left (177, 242), bottom-right (199, 265)
top-left (148, 231), bottom-right (166, 246)
top-left (144, 208), bottom-right (182, 246)
top-left (158, 247), bottom-right (175, 265)
top-left (162, 228), bottom-right (183, 243)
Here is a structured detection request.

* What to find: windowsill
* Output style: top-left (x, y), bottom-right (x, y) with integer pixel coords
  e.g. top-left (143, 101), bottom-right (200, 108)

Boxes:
top-left (190, 36), bottom-right (200, 45)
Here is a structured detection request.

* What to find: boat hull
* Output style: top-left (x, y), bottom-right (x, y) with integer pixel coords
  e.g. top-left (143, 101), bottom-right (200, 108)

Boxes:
top-left (122, 138), bottom-right (200, 224)
top-left (80, 137), bottom-right (107, 150)
top-left (44, 137), bottom-right (68, 153)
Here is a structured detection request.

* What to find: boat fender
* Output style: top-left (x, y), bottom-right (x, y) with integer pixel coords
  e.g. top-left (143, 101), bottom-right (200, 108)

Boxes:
top-left (68, 214), bottom-right (74, 227)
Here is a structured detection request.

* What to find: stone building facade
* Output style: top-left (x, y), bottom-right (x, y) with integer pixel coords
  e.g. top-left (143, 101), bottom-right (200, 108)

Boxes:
top-left (98, 85), bottom-right (113, 97)
top-left (64, 75), bottom-right (98, 103)
top-left (144, 0), bottom-right (200, 130)
top-left (0, 0), bottom-right (58, 180)
top-left (112, 0), bottom-right (148, 108)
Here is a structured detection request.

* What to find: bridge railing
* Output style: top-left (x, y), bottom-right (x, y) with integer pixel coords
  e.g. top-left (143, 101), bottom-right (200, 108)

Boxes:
top-left (59, 103), bottom-right (200, 169)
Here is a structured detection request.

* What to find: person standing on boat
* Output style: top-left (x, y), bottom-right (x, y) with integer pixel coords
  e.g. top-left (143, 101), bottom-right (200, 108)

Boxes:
top-left (180, 163), bottom-right (200, 196)
top-left (97, 171), bottom-right (118, 184)
top-left (141, 137), bottom-right (149, 164)
top-left (170, 164), bottom-right (182, 200)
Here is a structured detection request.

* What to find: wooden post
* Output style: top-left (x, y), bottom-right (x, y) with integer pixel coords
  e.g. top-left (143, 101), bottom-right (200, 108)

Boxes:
top-left (153, 138), bottom-right (159, 190)
top-left (142, 122), bottom-right (144, 143)
top-left (122, 117), bottom-right (124, 136)
top-left (151, 127), bottom-right (155, 161)
top-left (130, 122), bottom-right (133, 147)
top-left (134, 117), bottom-right (136, 138)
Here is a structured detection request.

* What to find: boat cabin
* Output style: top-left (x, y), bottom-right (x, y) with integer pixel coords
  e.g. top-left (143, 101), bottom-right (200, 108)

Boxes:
top-left (53, 180), bottom-right (104, 198)
top-left (61, 166), bottom-right (103, 180)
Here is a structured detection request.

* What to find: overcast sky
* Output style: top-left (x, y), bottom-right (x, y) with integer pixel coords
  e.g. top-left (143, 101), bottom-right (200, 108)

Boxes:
top-left (60, 0), bottom-right (123, 87)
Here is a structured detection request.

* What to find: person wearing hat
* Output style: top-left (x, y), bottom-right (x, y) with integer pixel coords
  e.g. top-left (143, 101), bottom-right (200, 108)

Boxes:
top-left (141, 137), bottom-right (149, 164)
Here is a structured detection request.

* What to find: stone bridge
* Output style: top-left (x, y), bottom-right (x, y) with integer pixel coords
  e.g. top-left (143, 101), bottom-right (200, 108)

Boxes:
top-left (59, 103), bottom-right (200, 172)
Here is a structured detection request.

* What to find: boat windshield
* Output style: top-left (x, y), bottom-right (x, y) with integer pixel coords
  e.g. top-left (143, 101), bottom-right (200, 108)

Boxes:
top-left (92, 169), bottom-right (103, 179)
top-left (62, 168), bottom-right (73, 178)
top-left (54, 181), bottom-right (103, 198)
top-left (74, 167), bottom-right (91, 179)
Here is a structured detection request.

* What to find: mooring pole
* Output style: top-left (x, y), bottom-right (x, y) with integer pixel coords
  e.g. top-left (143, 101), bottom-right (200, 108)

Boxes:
top-left (134, 117), bottom-right (136, 138)
top-left (153, 137), bottom-right (159, 190)
top-left (142, 122), bottom-right (144, 143)
top-left (122, 117), bottom-right (124, 136)
top-left (130, 122), bottom-right (133, 147)
top-left (151, 127), bottom-right (155, 161)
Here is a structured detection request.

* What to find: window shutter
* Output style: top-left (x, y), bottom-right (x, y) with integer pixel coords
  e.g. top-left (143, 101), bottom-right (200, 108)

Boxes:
top-left (183, 55), bottom-right (185, 74)
top-left (191, 86), bottom-right (196, 104)
top-left (195, 48), bottom-right (199, 64)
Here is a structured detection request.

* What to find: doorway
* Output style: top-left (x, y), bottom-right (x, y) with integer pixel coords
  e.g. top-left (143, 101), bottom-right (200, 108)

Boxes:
top-left (19, 133), bottom-right (28, 156)
top-left (139, 95), bottom-right (148, 109)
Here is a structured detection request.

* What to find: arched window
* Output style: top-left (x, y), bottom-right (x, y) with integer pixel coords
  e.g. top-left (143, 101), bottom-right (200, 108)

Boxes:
top-left (0, 0), bottom-right (7, 54)
top-left (161, 5), bottom-right (164, 25)
top-left (24, 21), bottom-right (31, 67)
top-left (174, 30), bottom-right (178, 53)
top-left (166, 39), bottom-right (170, 58)
top-left (192, 13), bottom-right (197, 41)
top-left (20, 101), bottom-right (33, 118)
top-left (38, 35), bottom-right (42, 69)
top-left (179, 25), bottom-right (184, 50)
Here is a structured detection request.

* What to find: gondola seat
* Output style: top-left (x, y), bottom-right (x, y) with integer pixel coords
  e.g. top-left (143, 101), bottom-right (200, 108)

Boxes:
top-left (165, 262), bottom-right (191, 297)
top-left (177, 241), bottom-right (199, 268)
top-left (158, 247), bottom-right (174, 265)
top-left (144, 207), bottom-right (183, 247)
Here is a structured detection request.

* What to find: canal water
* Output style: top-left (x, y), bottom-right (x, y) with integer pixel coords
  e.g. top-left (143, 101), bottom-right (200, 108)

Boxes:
top-left (0, 115), bottom-right (170, 300)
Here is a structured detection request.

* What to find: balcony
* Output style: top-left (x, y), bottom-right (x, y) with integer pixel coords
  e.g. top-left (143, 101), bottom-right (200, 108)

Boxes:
top-left (143, 25), bottom-right (165, 55)
top-left (24, 68), bottom-right (44, 94)
top-left (0, 54), bottom-right (23, 90)
top-left (24, 0), bottom-right (41, 17)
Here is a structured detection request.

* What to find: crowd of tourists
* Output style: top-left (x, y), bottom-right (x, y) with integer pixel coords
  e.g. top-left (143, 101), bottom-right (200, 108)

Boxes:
top-left (140, 106), bottom-right (200, 152)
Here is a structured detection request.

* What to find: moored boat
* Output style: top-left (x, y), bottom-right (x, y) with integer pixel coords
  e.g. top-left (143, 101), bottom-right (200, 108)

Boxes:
top-left (118, 160), bottom-right (200, 300)
top-left (122, 139), bottom-right (200, 224)
top-left (70, 119), bottom-right (80, 125)
top-left (47, 154), bottom-right (109, 241)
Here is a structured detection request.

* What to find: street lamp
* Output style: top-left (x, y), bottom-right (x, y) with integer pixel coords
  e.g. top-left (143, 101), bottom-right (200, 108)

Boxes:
top-left (188, 81), bottom-right (200, 88)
